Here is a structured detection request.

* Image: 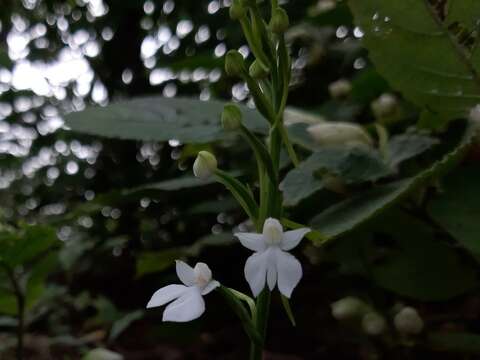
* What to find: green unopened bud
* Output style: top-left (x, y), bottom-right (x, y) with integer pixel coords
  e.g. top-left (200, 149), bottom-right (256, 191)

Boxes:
top-left (394, 307), bottom-right (424, 335)
top-left (362, 312), bottom-right (387, 336)
top-left (249, 60), bottom-right (269, 79)
top-left (193, 151), bottom-right (218, 179)
top-left (229, 0), bottom-right (246, 20)
top-left (222, 104), bottom-right (243, 131)
top-left (269, 8), bottom-right (289, 34)
top-left (225, 50), bottom-right (246, 77)
top-left (331, 297), bottom-right (367, 321)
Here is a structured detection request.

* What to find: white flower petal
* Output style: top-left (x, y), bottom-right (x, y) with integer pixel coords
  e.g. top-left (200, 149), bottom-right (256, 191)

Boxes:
top-left (244, 250), bottom-right (269, 297)
top-left (176, 260), bottom-right (195, 286)
top-left (266, 250), bottom-right (277, 291)
top-left (275, 250), bottom-right (303, 298)
top-left (281, 228), bottom-right (310, 251)
top-left (162, 286), bottom-right (205, 322)
top-left (147, 284), bottom-right (188, 308)
top-left (201, 280), bottom-right (220, 295)
top-left (235, 232), bottom-right (266, 252)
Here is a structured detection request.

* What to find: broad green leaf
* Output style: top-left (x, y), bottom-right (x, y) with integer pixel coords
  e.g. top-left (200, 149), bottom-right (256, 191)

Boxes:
top-left (311, 179), bottom-right (414, 241)
top-left (348, 0), bottom-right (480, 127)
top-left (388, 133), bottom-right (439, 167)
top-left (1, 225), bottom-right (58, 267)
top-left (136, 233), bottom-right (234, 278)
top-left (311, 122), bottom-right (475, 241)
top-left (428, 332), bottom-right (480, 354)
top-left (126, 175), bottom-right (217, 194)
top-left (136, 249), bottom-right (183, 278)
top-left (0, 288), bottom-right (16, 315)
top-left (428, 165), bottom-right (480, 259)
top-left (281, 146), bottom-right (391, 206)
top-left (65, 97), bottom-right (267, 143)
top-left (331, 209), bottom-right (478, 301)
top-left (25, 253), bottom-right (58, 311)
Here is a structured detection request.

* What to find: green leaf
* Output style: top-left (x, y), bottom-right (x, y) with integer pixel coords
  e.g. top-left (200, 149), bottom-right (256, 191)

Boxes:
top-left (428, 165), bottom-right (480, 259)
top-left (109, 310), bottom-right (144, 342)
top-left (348, 0), bottom-right (480, 127)
top-left (136, 233), bottom-right (235, 278)
top-left (280, 147), bottom-right (391, 206)
top-left (311, 122), bottom-right (475, 242)
top-left (311, 179), bottom-right (414, 241)
top-left (388, 133), bottom-right (439, 167)
top-left (65, 97), bottom-right (268, 143)
top-left (428, 332), bottom-right (480, 354)
top-left (136, 249), bottom-right (183, 278)
top-left (214, 169), bottom-right (259, 221)
top-left (126, 175), bottom-right (217, 194)
top-left (1, 225), bottom-right (58, 268)
top-left (331, 209), bottom-right (478, 301)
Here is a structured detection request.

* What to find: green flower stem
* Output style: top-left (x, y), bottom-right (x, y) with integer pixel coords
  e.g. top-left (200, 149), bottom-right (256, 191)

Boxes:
top-left (250, 289), bottom-right (271, 360)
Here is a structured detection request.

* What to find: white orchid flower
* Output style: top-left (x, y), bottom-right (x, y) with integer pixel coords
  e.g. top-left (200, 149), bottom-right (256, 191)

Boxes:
top-left (235, 218), bottom-right (310, 298)
top-left (147, 261), bottom-right (220, 322)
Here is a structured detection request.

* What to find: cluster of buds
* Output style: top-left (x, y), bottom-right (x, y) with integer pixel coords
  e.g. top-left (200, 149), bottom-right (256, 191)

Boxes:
top-left (331, 297), bottom-right (424, 337)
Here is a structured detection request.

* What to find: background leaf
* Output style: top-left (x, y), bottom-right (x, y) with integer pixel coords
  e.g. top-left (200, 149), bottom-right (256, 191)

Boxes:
top-left (281, 146), bottom-right (391, 206)
top-left (428, 165), bottom-right (480, 259)
top-left (330, 209), bottom-right (478, 301)
top-left (348, 0), bottom-right (480, 127)
top-left (65, 97), bottom-right (268, 143)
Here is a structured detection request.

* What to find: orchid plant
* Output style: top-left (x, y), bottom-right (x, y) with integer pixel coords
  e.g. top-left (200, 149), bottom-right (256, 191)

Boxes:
top-left (146, 1), bottom-right (313, 358)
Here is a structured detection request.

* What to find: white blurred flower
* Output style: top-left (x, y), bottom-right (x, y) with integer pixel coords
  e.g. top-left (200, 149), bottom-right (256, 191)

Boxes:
top-left (307, 122), bottom-right (373, 147)
top-left (235, 218), bottom-right (310, 298)
top-left (328, 79), bottom-right (352, 99)
top-left (147, 261), bottom-right (220, 322)
top-left (362, 312), bottom-right (387, 336)
top-left (331, 296), bottom-right (366, 320)
top-left (394, 307), bottom-right (424, 335)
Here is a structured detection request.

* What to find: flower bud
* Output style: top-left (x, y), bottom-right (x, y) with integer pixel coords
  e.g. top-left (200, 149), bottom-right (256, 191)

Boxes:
top-left (229, 0), bottom-right (246, 20)
top-left (307, 122), bottom-right (373, 147)
top-left (394, 307), bottom-right (424, 335)
top-left (328, 79), bottom-right (352, 99)
top-left (249, 59), bottom-right (270, 79)
top-left (225, 50), bottom-right (247, 77)
top-left (371, 93), bottom-right (398, 119)
top-left (222, 104), bottom-right (243, 131)
top-left (193, 151), bottom-right (218, 179)
top-left (362, 312), bottom-right (387, 336)
top-left (331, 296), bottom-right (366, 321)
top-left (469, 104), bottom-right (480, 123)
top-left (269, 8), bottom-right (289, 34)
